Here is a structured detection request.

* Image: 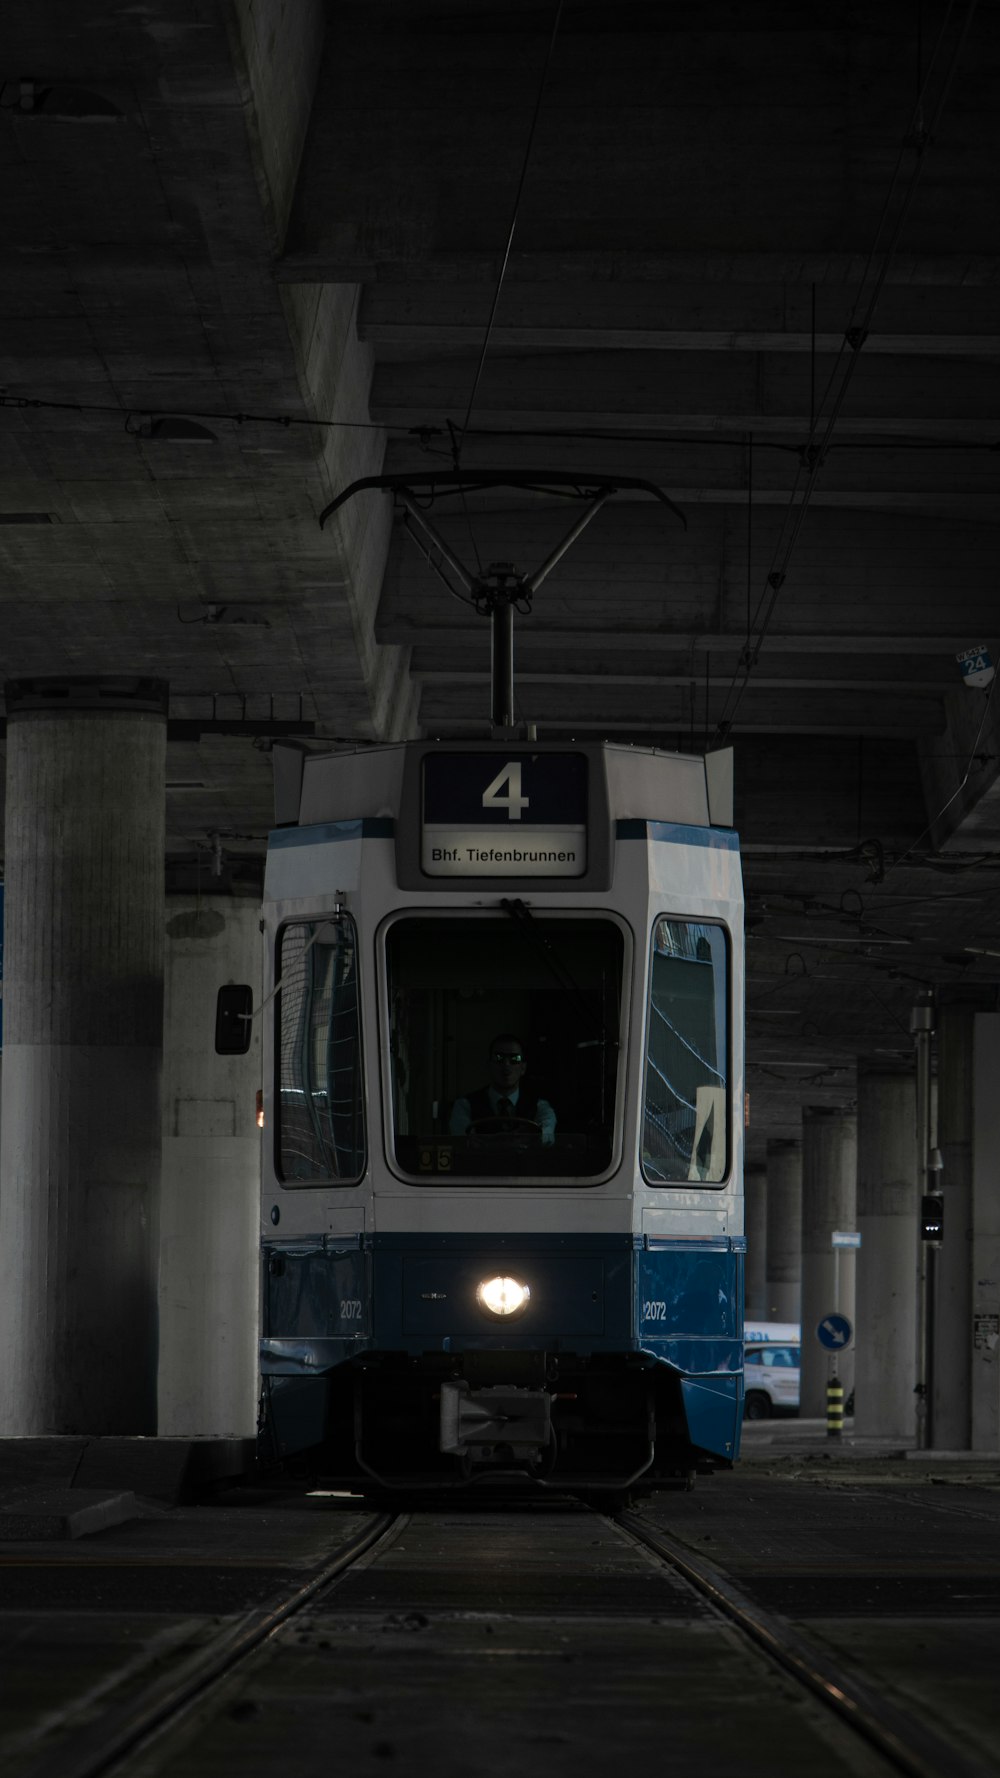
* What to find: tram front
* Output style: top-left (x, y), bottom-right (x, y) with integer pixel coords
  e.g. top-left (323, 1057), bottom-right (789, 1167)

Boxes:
top-left (258, 740), bottom-right (744, 1495)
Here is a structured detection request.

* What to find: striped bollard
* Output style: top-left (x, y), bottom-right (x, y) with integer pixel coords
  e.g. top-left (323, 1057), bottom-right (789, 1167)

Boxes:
top-left (826, 1375), bottom-right (844, 1438)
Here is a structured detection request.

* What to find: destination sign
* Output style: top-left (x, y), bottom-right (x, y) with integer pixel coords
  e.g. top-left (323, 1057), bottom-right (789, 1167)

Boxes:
top-left (421, 752), bottom-right (588, 878)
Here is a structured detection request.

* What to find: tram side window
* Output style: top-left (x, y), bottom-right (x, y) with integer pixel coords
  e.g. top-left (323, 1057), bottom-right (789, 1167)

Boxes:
top-left (276, 917), bottom-right (364, 1184)
top-left (641, 919), bottom-right (729, 1186)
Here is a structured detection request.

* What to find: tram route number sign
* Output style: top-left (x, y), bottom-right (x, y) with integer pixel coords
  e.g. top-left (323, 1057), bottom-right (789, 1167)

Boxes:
top-left (422, 751), bottom-right (588, 878)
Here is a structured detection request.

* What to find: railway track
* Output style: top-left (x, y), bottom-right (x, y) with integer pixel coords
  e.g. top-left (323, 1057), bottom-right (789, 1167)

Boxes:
top-left (617, 1508), bottom-right (994, 1778)
top-left (10, 1498), bottom-right (996, 1778)
top-left (16, 1511), bottom-right (403, 1778)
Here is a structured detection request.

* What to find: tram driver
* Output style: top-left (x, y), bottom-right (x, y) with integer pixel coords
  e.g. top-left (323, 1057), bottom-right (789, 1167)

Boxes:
top-left (448, 1033), bottom-right (556, 1145)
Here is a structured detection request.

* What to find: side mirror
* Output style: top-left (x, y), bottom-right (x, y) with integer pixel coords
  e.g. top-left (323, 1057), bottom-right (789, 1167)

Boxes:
top-left (215, 983), bottom-right (253, 1055)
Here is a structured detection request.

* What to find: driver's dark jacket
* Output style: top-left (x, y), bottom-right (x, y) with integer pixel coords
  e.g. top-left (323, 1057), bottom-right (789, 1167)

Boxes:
top-left (465, 1085), bottom-right (542, 1124)
top-left (448, 1082), bottom-right (556, 1142)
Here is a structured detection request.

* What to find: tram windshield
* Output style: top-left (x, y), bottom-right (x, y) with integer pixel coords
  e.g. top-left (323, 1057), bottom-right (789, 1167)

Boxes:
top-left (641, 919), bottom-right (729, 1185)
top-left (384, 913), bottom-right (625, 1181)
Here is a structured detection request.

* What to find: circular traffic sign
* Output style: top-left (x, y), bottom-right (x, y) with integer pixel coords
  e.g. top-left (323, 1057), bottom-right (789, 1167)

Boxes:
top-left (816, 1312), bottom-right (853, 1352)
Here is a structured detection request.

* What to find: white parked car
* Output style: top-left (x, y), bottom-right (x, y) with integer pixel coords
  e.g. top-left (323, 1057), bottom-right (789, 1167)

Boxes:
top-left (743, 1321), bottom-right (800, 1420)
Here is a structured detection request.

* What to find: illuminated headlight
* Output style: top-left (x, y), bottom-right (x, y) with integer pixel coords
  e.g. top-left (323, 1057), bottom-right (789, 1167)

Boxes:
top-left (476, 1275), bottom-right (531, 1319)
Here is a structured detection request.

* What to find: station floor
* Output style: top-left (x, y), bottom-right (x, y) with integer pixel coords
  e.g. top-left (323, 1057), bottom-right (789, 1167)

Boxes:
top-left (1, 1422), bottom-right (998, 1776)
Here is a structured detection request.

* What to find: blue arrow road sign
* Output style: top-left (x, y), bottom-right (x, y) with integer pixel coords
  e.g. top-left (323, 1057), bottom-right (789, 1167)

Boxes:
top-left (816, 1312), bottom-right (853, 1351)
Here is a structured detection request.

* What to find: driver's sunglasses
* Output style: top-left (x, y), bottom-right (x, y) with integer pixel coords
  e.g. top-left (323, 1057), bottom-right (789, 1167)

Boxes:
top-left (492, 1049), bottom-right (524, 1064)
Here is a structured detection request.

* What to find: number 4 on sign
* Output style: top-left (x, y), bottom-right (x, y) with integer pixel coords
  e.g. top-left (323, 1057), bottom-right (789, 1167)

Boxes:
top-left (483, 760), bottom-right (530, 821)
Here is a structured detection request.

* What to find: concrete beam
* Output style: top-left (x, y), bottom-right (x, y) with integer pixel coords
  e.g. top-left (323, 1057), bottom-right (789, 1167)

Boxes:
top-left (381, 622), bottom-right (1000, 658)
top-left (377, 505), bottom-right (1000, 655)
top-left (359, 280), bottom-right (1000, 358)
top-left (408, 648), bottom-right (958, 695)
top-left (229, 0), bottom-right (325, 254)
top-left (416, 682), bottom-right (944, 737)
top-left (370, 350), bottom-right (1000, 433)
top-left (282, 249), bottom-right (1000, 289)
top-left (1, 3), bottom-right (415, 751)
top-left (279, 8), bottom-right (1000, 275)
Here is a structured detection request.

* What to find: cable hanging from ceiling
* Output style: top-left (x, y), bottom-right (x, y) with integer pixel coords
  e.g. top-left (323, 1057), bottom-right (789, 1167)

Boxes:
top-left (709, 0), bottom-right (982, 748)
top-left (453, 0), bottom-right (564, 469)
top-left (3, 399), bottom-right (999, 463)
top-left (0, 391), bottom-right (390, 434)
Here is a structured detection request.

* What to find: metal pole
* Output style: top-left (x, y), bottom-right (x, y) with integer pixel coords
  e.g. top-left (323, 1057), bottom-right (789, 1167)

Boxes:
top-left (524, 490), bottom-right (612, 593)
top-left (491, 598), bottom-right (515, 733)
top-left (925, 1233), bottom-right (937, 1450)
top-left (911, 995), bottom-right (934, 1449)
top-left (396, 494), bottom-right (476, 592)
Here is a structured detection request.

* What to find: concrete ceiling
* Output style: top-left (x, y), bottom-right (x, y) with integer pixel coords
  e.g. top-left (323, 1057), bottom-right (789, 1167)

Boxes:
top-left (3, 0), bottom-right (1000, 1157)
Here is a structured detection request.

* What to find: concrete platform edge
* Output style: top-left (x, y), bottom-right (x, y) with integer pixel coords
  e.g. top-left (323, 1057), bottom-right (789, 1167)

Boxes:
top-left (0, 1436), bottom-right (257, 1504)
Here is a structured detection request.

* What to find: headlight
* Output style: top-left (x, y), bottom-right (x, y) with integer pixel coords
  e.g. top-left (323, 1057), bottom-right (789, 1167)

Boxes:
top-left (476, 1275), bottom-right (531, 1319)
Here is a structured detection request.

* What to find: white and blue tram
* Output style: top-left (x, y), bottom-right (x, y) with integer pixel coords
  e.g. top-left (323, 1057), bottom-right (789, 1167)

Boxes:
top-left (256, 739), bottom-right (744, 1494)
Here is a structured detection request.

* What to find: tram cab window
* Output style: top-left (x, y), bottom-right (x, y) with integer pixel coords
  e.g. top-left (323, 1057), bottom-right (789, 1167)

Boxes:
top-left (384, 914), bottom-right (625, 1181)
top-left (276, 917), bottom-right (364, 1184)
top-left (641, 919), bottom-right (729, 1186)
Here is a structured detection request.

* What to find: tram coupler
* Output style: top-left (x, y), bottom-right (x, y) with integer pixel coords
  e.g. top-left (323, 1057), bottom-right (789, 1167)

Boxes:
top-left (440, 1379), bottom-right (551, 1462)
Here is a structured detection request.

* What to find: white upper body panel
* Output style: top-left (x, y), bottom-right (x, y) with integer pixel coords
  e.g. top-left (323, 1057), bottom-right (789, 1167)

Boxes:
top-left (261, 741), bottom-right (743, 1242)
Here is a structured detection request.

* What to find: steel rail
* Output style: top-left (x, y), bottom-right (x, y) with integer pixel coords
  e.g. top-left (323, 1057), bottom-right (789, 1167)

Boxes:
top-left (617, 1511), bottom-right (993, 1778)
top-left (21, 1511), bottom-right (404, 1778)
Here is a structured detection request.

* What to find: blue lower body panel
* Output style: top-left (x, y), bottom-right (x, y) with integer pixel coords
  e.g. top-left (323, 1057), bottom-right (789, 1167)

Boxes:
top-left (638, 1236), bottom-right (744, 1463)
top-left (260, 1232), bottom-right (744, 1483)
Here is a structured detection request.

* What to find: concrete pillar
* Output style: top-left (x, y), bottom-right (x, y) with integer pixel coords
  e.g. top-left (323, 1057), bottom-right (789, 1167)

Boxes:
top-left (972, 1014), bottom-right (1000, 1451)
top-left (854, 1069), bottom-right (918, 1441)
top-left (765, 1138), bottom-right (802, 1322)
top-left (0, 677), bottom-right (167, 1435)
top-left (745, 1164), bottom-right (768, 1320)
top-left (158, 895), bottom-right (262, 1437)
top-left (932, 1004), bottom-right (974, 1448)
top-left (800, 1108), bottom-right (857, 1417)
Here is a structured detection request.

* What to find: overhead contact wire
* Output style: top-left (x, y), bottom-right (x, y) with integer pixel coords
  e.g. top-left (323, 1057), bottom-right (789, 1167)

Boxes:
top-left (454, 0), bottom-right (564, 467)
top-left (5, 397), bottom-right (999, 461)
top-left (711, 0), bottom-right (980, 744)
